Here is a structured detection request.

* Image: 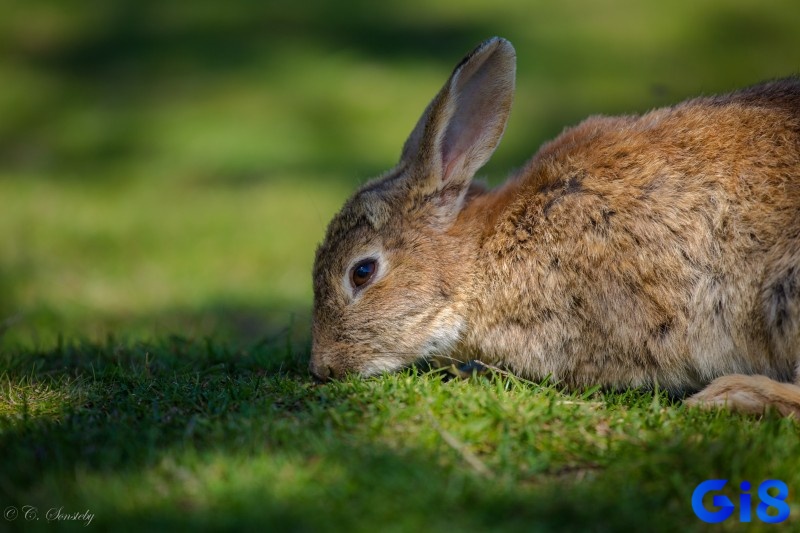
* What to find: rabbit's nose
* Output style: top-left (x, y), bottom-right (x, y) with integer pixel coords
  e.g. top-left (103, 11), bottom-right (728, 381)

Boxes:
top-left (309, 361), bottom-right (332, 383)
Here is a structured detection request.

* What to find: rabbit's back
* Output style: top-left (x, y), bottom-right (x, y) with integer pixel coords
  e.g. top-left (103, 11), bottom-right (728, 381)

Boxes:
top-left (468, 78), bottom-right (800, 391)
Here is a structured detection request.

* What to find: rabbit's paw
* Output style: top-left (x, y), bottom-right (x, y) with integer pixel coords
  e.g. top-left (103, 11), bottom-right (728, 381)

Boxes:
top-left (686, 375), bottom-right (800, 417)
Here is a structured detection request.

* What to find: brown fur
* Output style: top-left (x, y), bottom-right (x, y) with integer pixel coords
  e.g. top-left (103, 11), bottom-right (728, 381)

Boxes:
top-left (310, 37), bottom-right (800, 417)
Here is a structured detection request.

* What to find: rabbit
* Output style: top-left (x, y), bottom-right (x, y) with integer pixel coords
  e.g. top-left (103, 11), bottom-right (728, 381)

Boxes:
top-left (310, 36), bottom-right (800, 417)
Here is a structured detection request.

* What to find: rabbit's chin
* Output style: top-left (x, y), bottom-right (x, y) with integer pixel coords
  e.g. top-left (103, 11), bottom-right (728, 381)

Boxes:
top-left (419, 311), bottom-right (466, 352)
top-left (361, 358), bottom-right (410, 377)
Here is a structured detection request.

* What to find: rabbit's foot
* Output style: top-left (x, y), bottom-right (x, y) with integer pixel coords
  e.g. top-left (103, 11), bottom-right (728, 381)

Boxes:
top-left (685, 374), bottom-right (800, 418)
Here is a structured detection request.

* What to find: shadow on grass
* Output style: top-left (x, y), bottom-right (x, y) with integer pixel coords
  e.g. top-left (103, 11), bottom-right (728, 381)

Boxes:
top-left (3, 1), bottom-right (800, 183)
top-left (0, 301), bottom-right (313, 353)
top-left (0, 1), bottom-right (489, 178)
top-left (15, 2), bottom-right (489, 75)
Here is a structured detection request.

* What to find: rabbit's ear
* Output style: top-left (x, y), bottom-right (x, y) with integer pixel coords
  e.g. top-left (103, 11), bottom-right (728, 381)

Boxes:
top-left (400, 37), bottom-right (516, 222)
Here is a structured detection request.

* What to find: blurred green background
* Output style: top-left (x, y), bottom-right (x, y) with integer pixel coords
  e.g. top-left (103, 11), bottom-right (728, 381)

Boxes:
top-left (1, 0), bottom-right (799, 348)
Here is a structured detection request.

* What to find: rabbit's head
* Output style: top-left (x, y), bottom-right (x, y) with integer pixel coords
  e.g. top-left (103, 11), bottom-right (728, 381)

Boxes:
top-left (310, 37), bottom-right (516, 380)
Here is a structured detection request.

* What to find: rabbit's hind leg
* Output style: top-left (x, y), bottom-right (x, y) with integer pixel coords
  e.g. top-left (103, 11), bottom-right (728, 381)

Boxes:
top-left (685, 374), bottom-right (800, 417)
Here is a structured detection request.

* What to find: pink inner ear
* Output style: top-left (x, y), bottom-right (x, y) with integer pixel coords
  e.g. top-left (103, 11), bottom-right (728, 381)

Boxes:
top-left (442, 151), bottom-right (464, 183)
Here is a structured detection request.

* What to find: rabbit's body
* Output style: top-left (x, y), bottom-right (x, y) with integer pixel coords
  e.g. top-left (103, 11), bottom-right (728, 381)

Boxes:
top-left (452, 80), bottom-right (800, 392)
top-left (311, 37), bottom-right (800, 416)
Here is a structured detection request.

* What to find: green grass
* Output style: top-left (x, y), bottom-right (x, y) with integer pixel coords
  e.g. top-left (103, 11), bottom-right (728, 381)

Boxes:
top-left (2, 0), bottom-right (800, 530)
top-left (2, 343), bottom-right (799, 531)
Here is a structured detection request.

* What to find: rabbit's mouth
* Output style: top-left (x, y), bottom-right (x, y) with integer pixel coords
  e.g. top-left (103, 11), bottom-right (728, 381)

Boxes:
top-left (309, 351), bottom-right (408, 382)
top-left (309, 307), bottom-right (467, 381)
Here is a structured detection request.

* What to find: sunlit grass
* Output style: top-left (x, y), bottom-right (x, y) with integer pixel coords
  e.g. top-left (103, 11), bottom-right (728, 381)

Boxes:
top-left (0, 175), bottom-right (348, 345)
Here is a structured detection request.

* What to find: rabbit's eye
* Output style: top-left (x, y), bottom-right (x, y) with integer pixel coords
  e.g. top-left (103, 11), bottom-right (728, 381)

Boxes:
top-left (351, 259), bottom-right (377, 289)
